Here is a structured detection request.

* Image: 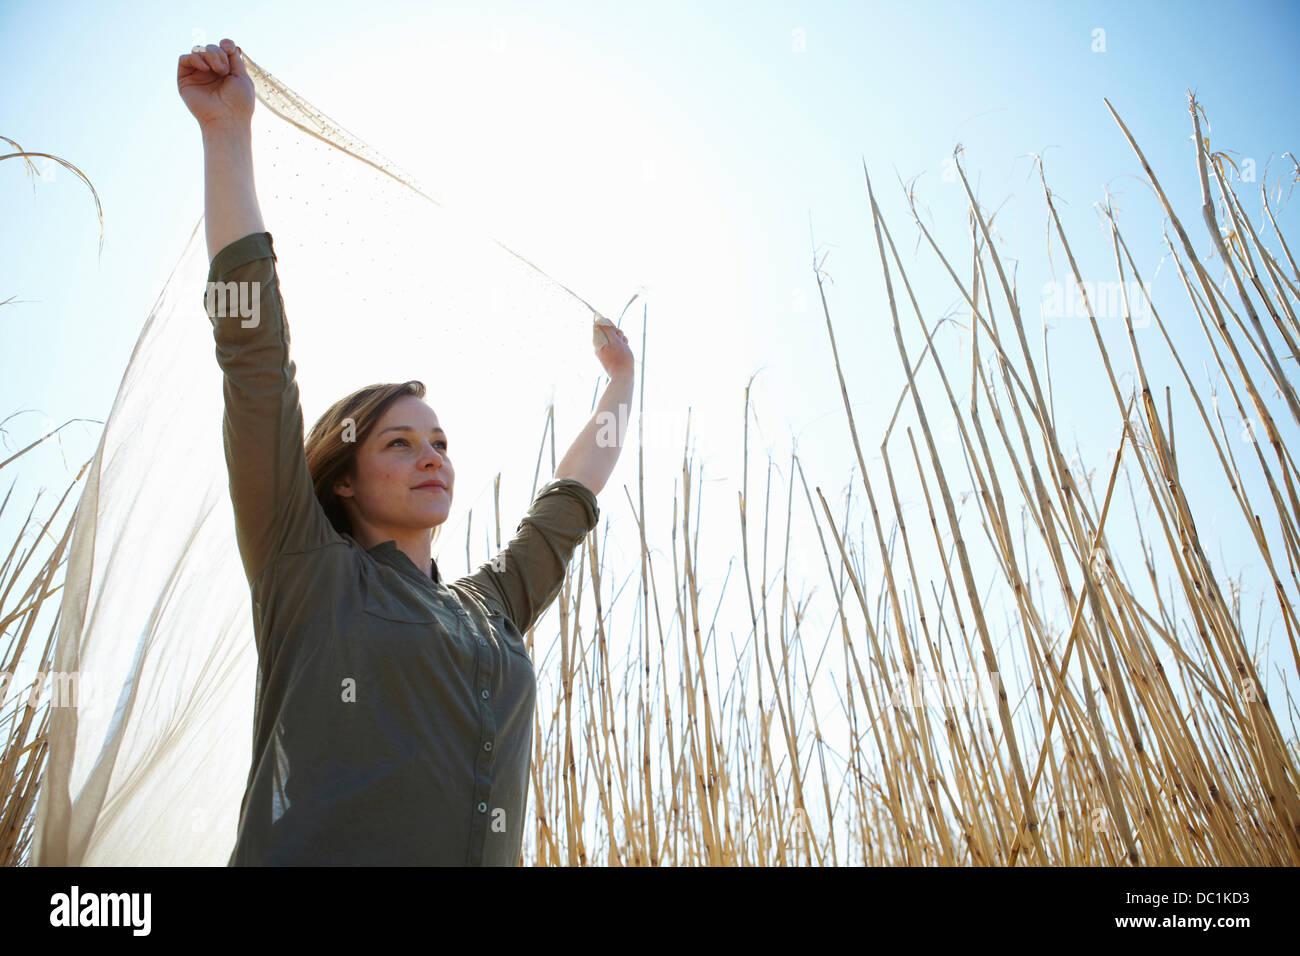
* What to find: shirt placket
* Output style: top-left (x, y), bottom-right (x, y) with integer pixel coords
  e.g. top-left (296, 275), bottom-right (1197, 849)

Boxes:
top-left (454, 600), bottom-right (498, 864)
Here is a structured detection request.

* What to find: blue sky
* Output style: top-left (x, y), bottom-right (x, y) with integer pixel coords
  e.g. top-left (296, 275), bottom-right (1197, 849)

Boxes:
top-left (4, 1), bottom-right (1300, 753)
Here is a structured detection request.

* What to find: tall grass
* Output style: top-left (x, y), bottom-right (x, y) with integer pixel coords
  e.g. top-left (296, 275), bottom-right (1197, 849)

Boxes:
top-left (515, 92), bottom-right (1300, 866)
top-left (0, 137), bottom-right (102, 867)
top-left (6, 95), bottom-right (1299, 866)
top-left (0, 426), bottom-right (91, 867)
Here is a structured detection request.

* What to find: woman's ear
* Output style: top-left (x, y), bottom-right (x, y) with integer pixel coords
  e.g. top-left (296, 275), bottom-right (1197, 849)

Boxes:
top-left (333, 472), bottom-right (355, 498)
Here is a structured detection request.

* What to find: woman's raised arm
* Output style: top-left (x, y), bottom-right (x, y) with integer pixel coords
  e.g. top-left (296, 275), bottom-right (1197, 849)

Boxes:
top-left (553, 320), bottom-right (636, 495)
top-left (453, 323), bottom-right (636, 632)
top-left (179, 39), bottom-right (338, 593)
top-left (178, 39), bottom-right (264, 260)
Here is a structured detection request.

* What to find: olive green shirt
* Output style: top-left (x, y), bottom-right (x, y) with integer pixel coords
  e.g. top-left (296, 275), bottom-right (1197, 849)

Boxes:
top-left (205, 232), bottom-right (599, 865)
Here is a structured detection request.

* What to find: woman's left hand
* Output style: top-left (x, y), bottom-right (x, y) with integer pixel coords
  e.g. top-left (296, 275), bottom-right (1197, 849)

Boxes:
top-left (594, 318), bottom-right (635, 380)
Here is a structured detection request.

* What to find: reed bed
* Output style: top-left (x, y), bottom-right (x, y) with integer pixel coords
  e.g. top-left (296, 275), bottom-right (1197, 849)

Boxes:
top-left (5, 93), bottom-right (1298, 866)
top-left (0, 428), bottom-right (88, 867)
top-left (517, 92), bottom-right (1300, 866)
top-left (0, 138), bottom-right (102, 867)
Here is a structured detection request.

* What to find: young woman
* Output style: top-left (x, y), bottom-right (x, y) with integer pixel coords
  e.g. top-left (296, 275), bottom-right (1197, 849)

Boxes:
top-left (178, 38), bottom-right (634, 865)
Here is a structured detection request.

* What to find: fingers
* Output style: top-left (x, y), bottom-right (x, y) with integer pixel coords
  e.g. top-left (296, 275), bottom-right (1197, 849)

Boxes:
top-left (180, 40), bottom-right (244, 78)
top-left (219, 38), bottom-right (247, 76)
top-left (191, 43), bottom-right (229, 75)
top-left (182, 49), bottom-right (213, 72)
top-left (594, 315), bottom-right (627, 339)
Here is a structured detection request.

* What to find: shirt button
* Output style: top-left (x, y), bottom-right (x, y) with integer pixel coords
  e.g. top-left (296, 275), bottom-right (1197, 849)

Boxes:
top-left (477, 802), bottom-right (487, 813)
top-left (481, 689), bottom-right (489, 699)
top-left (484, 741), bottom-right (493, 751)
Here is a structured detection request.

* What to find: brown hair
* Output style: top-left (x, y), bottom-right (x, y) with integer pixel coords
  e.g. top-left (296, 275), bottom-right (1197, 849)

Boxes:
top-left (304, 380), bottom-right (440, 541)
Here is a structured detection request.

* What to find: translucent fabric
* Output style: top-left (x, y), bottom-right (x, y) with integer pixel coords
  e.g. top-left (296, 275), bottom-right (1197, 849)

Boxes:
top-left (31, 53), bottom-right (609, 865)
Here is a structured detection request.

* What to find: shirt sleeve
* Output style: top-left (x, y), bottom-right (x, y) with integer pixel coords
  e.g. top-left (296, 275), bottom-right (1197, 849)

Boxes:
top-left (205, 231), bottom-right (340, 586)
top-left (453, 478), bottom-right (600, 633)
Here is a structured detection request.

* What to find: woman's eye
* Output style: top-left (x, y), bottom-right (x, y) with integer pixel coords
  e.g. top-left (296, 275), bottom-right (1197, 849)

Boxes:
top-left (387, 437), bottom-right (448, 452)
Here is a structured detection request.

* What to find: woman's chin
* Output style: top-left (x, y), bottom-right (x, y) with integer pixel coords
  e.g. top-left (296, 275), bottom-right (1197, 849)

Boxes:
top-left (414, 504), bottom-right (450, 525)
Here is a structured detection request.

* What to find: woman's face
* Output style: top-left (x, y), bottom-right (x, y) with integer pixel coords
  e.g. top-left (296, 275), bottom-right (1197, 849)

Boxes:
top-left (333, 395), bottom-right (454, 536)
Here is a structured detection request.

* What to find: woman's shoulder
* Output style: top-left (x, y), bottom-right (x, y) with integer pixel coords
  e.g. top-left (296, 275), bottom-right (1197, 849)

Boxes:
top-left (445, 577), bottom-right (502, 619)
top-left (250, 534), bottom-right (366, 599)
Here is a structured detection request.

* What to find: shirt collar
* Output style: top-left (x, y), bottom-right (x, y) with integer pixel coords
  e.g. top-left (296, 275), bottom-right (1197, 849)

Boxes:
top-left (364, 539), bottom-right (441, 584)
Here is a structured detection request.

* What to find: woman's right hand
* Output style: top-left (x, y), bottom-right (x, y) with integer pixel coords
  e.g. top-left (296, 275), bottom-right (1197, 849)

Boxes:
top-left (178, 39), bottom-right (255, 129)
